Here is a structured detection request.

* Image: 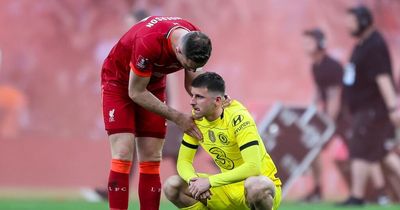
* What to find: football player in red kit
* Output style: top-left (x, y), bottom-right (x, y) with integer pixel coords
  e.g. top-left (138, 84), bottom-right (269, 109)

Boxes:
top-left (101, 16), bottom-right (212, 210)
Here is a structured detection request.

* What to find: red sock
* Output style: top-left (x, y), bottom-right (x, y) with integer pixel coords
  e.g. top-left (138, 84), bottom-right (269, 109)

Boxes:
top-left (138, 161), bottom-right (161, 210)
top-left (108, 159), bottom-right (132, 210)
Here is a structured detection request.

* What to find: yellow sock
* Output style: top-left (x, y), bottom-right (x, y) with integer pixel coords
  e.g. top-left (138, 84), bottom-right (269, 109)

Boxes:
top-left (180, 201), bottom-right (208, 210)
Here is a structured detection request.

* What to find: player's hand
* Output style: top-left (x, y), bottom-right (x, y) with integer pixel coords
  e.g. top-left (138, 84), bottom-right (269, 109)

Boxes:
top-left (198, 190), bottom-right (212, 200)
top-left (176, 113), bottom-right (203, 140)
top-left (222, 94), bottom-right (232, 108)
top-left (188, 177), bottom-right (211, 200)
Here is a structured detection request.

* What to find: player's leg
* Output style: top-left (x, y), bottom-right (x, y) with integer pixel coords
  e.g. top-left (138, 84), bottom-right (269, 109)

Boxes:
top-left (95, 138), bottom-right (137, 201)
top-left (350, 159), bottom-right (369, 199)
top-left (384, 152), bottom-right (400, 180)
top-left (164, 175), bottom-right (207, 209)
top-left (134, 84), bottom-right (168, 210)
top-left (339, 110), bottom-right (368, 206)
top-left (102, 80), bottom-right (136, 210)
top-left (339, 109), bottom-right (390, 206)
top-left (369, 161), bottom-right (390, 204)
top-left (303, 154), bottom-right (322, 202)
top-left (312, 154), bottom-right (322, 195)
top-left (135, 137), bottom-right (164, 210)
top-left (382, 122), bottom-right (400, 180)
top-left (108, 133), bottom-right (135, 210)
top-left (244, 176), bottom-right (276, 210)
top-left (368, 120), bottom-right (394, 204)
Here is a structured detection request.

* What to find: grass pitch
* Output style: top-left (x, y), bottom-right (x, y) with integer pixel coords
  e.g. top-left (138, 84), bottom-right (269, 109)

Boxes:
top-left (0, 199), bottom-right (399, 210)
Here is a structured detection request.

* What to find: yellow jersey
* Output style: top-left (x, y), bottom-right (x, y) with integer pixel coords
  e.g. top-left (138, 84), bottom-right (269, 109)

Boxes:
top-left (178, 100), bottom-right (281, 187)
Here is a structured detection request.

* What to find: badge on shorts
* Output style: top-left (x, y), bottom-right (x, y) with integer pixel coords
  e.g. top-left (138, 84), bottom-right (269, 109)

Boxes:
top-left (136, 55), bottom-right (149, 70)
top-left (109, 109), bottom-right (115, 122)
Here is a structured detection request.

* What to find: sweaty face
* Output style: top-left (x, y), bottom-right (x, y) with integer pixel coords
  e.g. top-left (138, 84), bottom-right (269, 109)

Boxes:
top-left (345, 14), bottom-right (359, 36)
top-left (303, 36), bottom-right (318, 55)
top-left (190, 87), bottom-right (217, 119)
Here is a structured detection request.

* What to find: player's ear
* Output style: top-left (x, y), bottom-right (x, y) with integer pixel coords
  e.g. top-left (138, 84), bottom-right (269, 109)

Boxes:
top-left (215, 96), bottom-right (223, 105)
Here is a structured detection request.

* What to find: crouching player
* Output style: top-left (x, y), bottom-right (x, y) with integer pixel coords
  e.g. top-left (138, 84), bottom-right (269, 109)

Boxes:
top-left (163, 72), bottom-right (282, 210)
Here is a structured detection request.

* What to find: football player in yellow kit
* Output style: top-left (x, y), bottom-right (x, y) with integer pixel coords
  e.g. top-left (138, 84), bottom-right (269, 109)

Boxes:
top-left (163, 72), bottom-right (281, 210)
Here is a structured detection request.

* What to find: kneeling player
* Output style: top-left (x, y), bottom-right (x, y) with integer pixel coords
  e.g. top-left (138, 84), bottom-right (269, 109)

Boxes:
top-left (163, 72), bottom-right (282, 210)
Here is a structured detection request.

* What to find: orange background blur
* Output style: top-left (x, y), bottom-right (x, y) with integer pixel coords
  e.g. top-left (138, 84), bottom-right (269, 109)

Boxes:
top-left (1, 0), bottom-right (400, 200)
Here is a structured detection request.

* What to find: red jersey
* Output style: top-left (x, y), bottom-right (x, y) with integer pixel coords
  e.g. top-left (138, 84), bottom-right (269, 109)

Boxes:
top-left (101, 16), bottom-right (200, 90)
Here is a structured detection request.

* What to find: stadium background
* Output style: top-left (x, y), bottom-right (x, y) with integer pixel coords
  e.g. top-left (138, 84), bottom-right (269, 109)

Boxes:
top-left (0, 0), bottom-right (400, 209)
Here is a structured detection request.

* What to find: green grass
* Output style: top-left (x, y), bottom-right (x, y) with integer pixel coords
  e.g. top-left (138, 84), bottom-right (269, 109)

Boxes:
top-left (281, 202), bottom-right (399, 210)
top-left (0, 199), bottom-right (398, 210)
top-left (0, 199), bottom-right (176, 210)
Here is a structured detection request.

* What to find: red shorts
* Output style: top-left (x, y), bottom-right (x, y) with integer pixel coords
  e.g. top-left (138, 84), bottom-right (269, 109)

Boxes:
top-left (101, 80), bottom-right (167, 138)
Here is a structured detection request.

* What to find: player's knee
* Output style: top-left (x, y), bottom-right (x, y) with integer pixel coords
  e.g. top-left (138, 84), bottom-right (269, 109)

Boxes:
top-left (112, 146), bottom-right (133, 160)
top-left (163, 175), bottom-right (185, 201)
top-left (136, 137), bottom-right (164, 162)
top-left (245, 176), bottom-right (275, 204)
top-left (138, 149), bottom-right (162, 162)
top-left (109, 134), bottom-right (134, 160)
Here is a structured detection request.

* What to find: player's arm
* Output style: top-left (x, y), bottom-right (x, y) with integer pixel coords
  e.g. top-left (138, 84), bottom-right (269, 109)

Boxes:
top-left (128, 71), bottom-right (202, 139)
top-left (311, 84), bottom-right (320, 106)
top-left (129, 71), bottom-right (181, 122)
top-left (368, 44), bottom-right (400, 125)
top-left (184, 68), bottom-right (204, 96)
top-left (376, 74), bottom-right (397, 111)
top-left (208, 141), bottom-right (262, 187)
top-left (177, 134), bottom-right (199, 183)
top-left (208, 111), bottom-right (263, 187)
top-left (325, 85), bottom-right (342, 119)
top-left (376, 74), bottom-right (400, 125)
top-left (325, 61), bottom-right (344, 120)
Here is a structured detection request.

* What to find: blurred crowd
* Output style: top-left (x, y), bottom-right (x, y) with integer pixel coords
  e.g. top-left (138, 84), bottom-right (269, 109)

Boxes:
top-left (1, 0), bottom-right (400, 139)
top-left (1, 0), bottom-right (400, 203)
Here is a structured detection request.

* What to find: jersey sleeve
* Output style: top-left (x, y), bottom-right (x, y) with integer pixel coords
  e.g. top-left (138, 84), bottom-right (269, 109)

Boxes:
top-left (177, 134), bottom-right (200, 183)
top-left (232, 110), bottom-right (261, 147)
top-left (130, 37), bottom-right (158, 77)
top-left (366, 41), bottom-right (392, 80)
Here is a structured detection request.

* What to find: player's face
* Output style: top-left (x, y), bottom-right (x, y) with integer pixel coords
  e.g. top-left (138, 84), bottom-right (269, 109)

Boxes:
top-left (303, 36), bottom-right (317, 55)
top-left (175, 45), bottom-right (202, 72)
top-left (190, 87), bottom-right (218, 119)
top-left (345, 14), bottom-right (358, 35)
top-left (177, 53), bottom-right (200, 72)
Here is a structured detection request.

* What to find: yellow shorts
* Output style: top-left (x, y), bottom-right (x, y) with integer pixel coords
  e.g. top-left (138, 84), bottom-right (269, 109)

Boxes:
top-left (205, 179), bottom-right (282, 210)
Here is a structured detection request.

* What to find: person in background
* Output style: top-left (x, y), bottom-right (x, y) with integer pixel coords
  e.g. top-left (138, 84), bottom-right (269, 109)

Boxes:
top-left (301, 28), bottom-right (345, 202)
top-left (339, 5), bottom-right (400, 206)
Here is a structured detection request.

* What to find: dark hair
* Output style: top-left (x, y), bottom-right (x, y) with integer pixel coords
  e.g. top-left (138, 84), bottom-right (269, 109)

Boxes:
top-left (347, 5), bottom-right (373, 37)
top-left (191, 72), bottom-right (225, 95)
top-left (181, 31), bottom-right (212, 67)
top-left (303, 28), bottom-right (325, 50)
